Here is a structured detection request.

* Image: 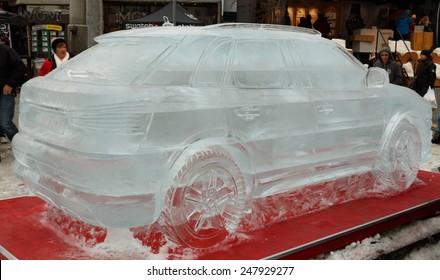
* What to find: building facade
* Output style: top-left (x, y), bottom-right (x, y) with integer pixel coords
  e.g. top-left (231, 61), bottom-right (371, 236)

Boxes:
top-left (4, 0), bottom-right (438, 57)
top-left (6, 0), bottom-right (223, 56)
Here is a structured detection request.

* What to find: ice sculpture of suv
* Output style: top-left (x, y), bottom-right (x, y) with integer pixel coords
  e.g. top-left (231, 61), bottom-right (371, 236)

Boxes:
top-left (13, 23), bottom-right (432, 248)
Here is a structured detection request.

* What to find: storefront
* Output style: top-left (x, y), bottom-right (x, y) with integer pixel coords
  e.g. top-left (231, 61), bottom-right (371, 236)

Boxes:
top-left (103, 1), bottom-right (220, 33)
top-left (14, 4), bottom-right (70, 59)
top-left (25, 6), bottom-right (69, 58)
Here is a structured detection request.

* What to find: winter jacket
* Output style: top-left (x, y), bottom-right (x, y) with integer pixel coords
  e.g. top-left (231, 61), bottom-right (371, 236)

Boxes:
top-left (413, 58), bottom-right (437, 89)
top-left (38, 53), bottom-right (74, 76)
top-left (396, 13), bottom-right (413, 36)
top-left (372, 47), bottom-right (403, 85)
top-left (0, 44), bottom-right (27, 92)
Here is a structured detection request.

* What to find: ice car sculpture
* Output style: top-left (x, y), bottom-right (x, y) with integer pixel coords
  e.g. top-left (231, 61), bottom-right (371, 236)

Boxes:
top-left (13, 23), bottom-right (432, 249)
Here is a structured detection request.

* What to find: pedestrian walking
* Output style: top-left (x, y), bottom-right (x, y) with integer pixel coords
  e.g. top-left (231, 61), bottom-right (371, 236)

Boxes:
top-left (0, 43), bottom-right (26, 142)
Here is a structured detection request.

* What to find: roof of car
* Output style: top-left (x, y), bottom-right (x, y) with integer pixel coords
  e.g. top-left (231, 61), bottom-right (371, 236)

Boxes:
top-left (95, 23), bottom-right (323, 44)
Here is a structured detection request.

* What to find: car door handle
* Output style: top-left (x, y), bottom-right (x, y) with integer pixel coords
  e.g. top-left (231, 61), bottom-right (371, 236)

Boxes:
top-left (316, 104), bottom-right (334, 114)
top-left (234, 106), bottom-right (261, 121)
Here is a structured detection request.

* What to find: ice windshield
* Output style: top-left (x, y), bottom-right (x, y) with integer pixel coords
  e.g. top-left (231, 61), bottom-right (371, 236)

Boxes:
top-left (49, 42), bottom-right (171, 85)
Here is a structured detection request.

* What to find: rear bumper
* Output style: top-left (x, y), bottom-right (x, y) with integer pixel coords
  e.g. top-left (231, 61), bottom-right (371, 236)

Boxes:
top-left (12, 134), bottom-right (167, 228)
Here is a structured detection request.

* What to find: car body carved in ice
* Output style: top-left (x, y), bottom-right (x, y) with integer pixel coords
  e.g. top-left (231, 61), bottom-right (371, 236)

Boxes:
top-left (13, 23), bottom-right (432, 248)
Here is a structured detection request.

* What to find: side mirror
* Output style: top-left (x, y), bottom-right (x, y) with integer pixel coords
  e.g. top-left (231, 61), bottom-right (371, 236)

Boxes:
top-left (366, 67), bottom-right (389, 88)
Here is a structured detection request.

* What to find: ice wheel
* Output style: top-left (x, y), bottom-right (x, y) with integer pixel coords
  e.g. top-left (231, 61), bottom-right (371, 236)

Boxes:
top-left (164, 149), bottom-right (247, 248)
top-left (374, 121), bottom-right (421, 192)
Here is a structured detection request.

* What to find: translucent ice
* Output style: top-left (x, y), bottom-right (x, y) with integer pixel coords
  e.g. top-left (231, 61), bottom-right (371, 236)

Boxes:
top-left (13, 23), bottom-right (432, 249)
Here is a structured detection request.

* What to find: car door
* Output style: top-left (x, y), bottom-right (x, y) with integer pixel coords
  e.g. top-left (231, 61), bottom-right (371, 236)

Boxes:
top-left (222, 39), bottom-right (317, 197)
top-left (291, 42), bottom-right (386, 178)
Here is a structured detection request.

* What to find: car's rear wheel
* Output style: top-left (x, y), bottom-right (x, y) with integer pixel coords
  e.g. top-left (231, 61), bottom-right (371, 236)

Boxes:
top-left (162, 148), bottom-right (247, 248)
top-left (373, 121), bottom-right (421, 192)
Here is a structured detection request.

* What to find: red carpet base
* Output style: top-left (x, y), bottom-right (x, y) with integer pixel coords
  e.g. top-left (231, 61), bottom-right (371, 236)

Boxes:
top-left (1, 171), bottom-right (439, 260)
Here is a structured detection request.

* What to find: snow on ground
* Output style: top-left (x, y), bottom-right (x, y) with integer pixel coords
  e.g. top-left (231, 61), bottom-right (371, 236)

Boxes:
top-left (315, 215), bottom-right (440, 260)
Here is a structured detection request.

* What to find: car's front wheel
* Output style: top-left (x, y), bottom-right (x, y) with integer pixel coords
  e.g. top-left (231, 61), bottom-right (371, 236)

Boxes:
top-left (162, 148), bottom-right (247, 248)
top-left (373, 121), bottom-right (421, 192)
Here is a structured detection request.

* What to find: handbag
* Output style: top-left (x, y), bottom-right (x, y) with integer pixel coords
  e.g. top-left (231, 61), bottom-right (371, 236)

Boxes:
top-left (423, 86), bottom-right (437, 109)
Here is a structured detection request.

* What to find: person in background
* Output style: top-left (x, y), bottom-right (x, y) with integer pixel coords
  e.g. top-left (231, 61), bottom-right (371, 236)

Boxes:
top-left (0, 43), bottom-right (26, 142)
top-left (396, 10), bottom-right (413, 40)
top-left (409, 49), bottom-right (436, 97)
top-left (419, 16), bottom-right (433, 32)
top-left (38, 37), bottom-right (74, 76)
top-left (298, 17), bottom-right (307, 28)
top-left (372, 47), bottom-right (403, 85)
top-left (303, 14), bottom-right (312, 28)
top-left (313, 14), bottom-right (330, 38)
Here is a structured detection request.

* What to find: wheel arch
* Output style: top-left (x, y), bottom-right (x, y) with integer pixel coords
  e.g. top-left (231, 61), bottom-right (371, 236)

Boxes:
top-left (167, 135), bottom-right (256, 196)
top-left (381, 111), bottom-right (430, 161)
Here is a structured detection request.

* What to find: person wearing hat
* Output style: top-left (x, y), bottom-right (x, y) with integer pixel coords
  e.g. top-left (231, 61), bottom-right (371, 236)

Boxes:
top-left (409, 49), bottom-right (436, 97)
top-left (38, 37), bottom-right (74, 76)
top-left (372, 47), bottom-right (403, 85)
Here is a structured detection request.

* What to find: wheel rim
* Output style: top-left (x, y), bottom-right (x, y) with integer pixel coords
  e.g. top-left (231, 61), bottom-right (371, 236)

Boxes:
top-left (169, 154), bottom-right (246, 248)
top-left (182, 167), bottom-right (239, 236)
top-left (391, 130), bottom-right (420, 185)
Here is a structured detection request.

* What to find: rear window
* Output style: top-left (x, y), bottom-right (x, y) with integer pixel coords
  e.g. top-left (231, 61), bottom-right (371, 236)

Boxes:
top-left (49, 42), bottom-right (171, 85)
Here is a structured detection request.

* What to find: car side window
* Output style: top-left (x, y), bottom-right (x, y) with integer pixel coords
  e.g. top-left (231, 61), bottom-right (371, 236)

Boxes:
top-left (192, 38), bottom-right (232, 86)
top-left (286, 42), bottom-right (365, 89)
top-left (143, 37), bottom-right (211, 85)
top-left (231, 40), bottom-right (291, 89)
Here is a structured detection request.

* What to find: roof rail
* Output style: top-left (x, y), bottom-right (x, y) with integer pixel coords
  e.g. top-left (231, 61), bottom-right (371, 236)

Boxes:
top-left (205, 23), bottom-right (322, 36)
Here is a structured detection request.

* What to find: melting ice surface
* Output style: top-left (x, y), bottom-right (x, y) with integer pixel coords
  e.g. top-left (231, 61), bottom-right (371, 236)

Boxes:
top-left (12, 23), bottom-right (432, 250)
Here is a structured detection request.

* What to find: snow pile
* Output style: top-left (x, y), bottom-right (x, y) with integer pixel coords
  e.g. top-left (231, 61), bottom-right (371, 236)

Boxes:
top-left (314, 215), bottom-right (440, 260)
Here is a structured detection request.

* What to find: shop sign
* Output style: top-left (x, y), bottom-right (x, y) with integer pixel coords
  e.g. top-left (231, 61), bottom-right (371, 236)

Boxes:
top-left (22, 7), bottom-right (64, 23)
top-left (115, 11), bottom-right (146, 23)
top-left (32, 24), bottom-right (63, 31)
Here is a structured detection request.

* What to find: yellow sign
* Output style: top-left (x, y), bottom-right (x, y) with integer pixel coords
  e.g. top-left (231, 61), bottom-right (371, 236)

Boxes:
top-left (46, 24), bottom-right (62, 31)
top-left (32, 24), bottom-right (62, 31)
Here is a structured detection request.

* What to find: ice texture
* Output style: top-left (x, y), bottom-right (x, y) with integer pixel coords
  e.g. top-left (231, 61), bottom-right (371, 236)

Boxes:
top-left (12, 23), bottom-right (432, 249)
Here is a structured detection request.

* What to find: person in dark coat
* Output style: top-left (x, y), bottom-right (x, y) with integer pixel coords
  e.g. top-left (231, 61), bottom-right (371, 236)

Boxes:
top-left (313, 14), bottom-right (330, 38)
top-left (303, 14), bottom-right (312, 28)
top-left (372, 47), bottom-right (403, 85)
top-left (410, 49), bottom-right (436, 97)
top-left (298, 17), bottom-right (307, 28)
top-left (0, 43), bottom-right (26, 141)
top-left (38, 37), bottom-right (74, 76)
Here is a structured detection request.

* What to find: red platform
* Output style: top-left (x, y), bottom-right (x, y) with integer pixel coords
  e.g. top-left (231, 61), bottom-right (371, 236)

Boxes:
top-left (1, 171), bottom-right (440, 260)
